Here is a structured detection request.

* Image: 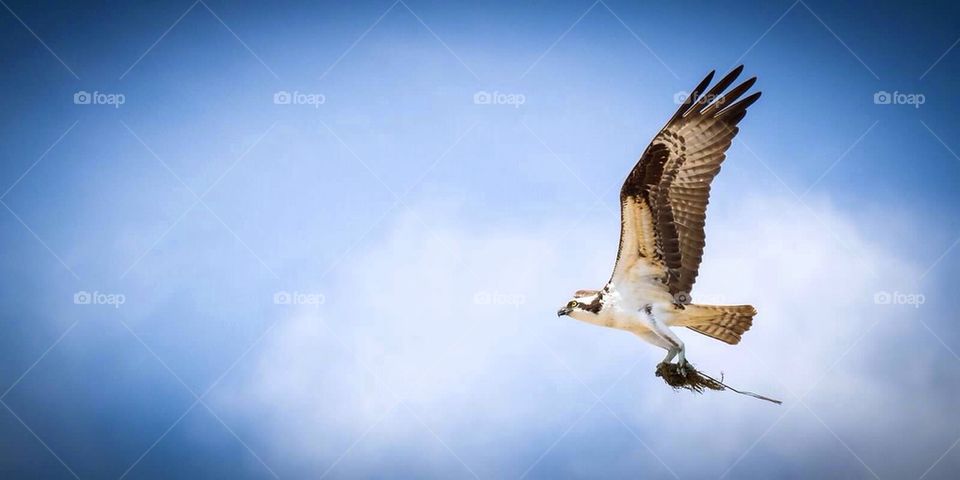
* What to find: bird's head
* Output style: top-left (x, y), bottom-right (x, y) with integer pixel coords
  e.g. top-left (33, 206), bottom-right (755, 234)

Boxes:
top-left (557, 289), bottom-right (602, 322)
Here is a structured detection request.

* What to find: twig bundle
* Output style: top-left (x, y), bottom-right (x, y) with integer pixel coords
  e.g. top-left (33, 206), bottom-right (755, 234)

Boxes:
top-left (655, 362), bottom-right (782, 405)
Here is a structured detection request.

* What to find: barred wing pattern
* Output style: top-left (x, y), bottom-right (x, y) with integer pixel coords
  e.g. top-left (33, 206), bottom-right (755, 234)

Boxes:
top-left (612, 66), bottom-right (761, 302)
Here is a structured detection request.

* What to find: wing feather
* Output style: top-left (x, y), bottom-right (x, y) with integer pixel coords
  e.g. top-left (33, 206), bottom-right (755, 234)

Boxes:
top-left (611, 66), bottom-right (761, 301)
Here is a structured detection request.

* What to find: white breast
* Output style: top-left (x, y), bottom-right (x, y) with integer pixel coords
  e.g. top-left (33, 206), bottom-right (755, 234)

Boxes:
top-left (607, 278), bottom-right (673, 311)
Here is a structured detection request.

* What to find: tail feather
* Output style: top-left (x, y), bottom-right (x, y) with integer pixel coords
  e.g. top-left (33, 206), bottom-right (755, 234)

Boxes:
top-left (680, 304), bottom-right (756, 345)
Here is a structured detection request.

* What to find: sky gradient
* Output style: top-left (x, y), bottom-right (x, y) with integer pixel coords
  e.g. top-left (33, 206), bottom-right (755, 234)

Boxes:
top-left (2, 0), bottom-right (960, 478)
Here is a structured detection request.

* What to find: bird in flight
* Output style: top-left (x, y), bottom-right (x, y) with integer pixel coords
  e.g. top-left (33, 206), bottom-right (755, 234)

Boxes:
top-left (557, 66), bottom-right (761, 373)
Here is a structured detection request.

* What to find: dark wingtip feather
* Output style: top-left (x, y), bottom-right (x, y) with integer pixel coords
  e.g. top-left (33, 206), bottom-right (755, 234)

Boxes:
top-left (724, 65), bottom-right (745, 84)
top-left (693, 70), bottom-right (716, 100)
top-left (669, 69), bottom-right (716, 123)
top-left (718, 91), bottom-right (762, 119)
top-left (703, 76), bottom-right (757, 116)
top-left (690, 65), bottom-right (746, 115)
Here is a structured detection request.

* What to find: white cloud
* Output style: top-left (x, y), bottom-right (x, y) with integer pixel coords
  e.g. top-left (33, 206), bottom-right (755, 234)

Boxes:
top-left (218, 193), bottom-right (959, 478)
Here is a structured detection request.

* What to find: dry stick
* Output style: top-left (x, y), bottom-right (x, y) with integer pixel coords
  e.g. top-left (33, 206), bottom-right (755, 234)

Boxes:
top-left (697, 370), bottom-right (782, 405)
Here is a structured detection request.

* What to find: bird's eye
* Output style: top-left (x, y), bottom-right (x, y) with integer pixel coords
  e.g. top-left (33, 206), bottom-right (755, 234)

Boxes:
top-left (567, 300), bottom-right (577, 308)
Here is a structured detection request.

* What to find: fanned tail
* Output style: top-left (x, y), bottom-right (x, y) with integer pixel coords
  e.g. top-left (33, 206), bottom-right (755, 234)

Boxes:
top-left (680, 304), bottom-right (756, 345)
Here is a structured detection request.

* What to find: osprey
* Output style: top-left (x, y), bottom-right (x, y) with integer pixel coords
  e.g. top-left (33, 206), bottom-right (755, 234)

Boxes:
top-left (558, 66), bottom-right (760, 372)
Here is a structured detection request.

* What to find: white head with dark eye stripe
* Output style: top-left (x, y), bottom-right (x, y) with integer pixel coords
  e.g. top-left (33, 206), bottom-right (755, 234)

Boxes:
top-left (557, 290), bottom-right (602, 321)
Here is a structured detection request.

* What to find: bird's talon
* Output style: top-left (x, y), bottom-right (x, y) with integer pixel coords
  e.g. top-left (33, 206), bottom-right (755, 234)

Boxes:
top-left (674, 352), bottom-right (690, 377)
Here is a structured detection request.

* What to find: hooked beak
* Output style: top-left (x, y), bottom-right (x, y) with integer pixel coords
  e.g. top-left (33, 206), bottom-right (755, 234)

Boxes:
top-left (557, 307), bottom-right (572, 317)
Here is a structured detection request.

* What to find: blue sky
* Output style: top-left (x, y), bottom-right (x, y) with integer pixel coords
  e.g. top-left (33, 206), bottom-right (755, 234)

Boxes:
top-left (1, 0), bottom-right (960, 478)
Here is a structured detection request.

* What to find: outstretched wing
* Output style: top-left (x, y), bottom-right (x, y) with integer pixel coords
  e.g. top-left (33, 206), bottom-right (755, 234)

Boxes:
top-left (611, 66), bottom-right (761, 302)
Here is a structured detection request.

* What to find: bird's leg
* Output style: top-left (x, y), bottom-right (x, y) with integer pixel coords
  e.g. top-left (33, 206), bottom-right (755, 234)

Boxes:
top-left (635, 308), bottom-right (689, 376)
top-left (662, 348), bottom-right (678, 364)
top-left (648, 316), bottom-right (687, 375)
top-left (667, 344), bottom-right (688, 377)
top-left (635, 331), bottom-right (676, 364)
top-left (662, 346), bottom-right (686, 365)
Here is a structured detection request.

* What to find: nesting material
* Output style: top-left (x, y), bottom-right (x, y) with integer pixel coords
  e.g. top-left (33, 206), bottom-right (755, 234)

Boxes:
top-left (655, 362), bottom-right (782, 404)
